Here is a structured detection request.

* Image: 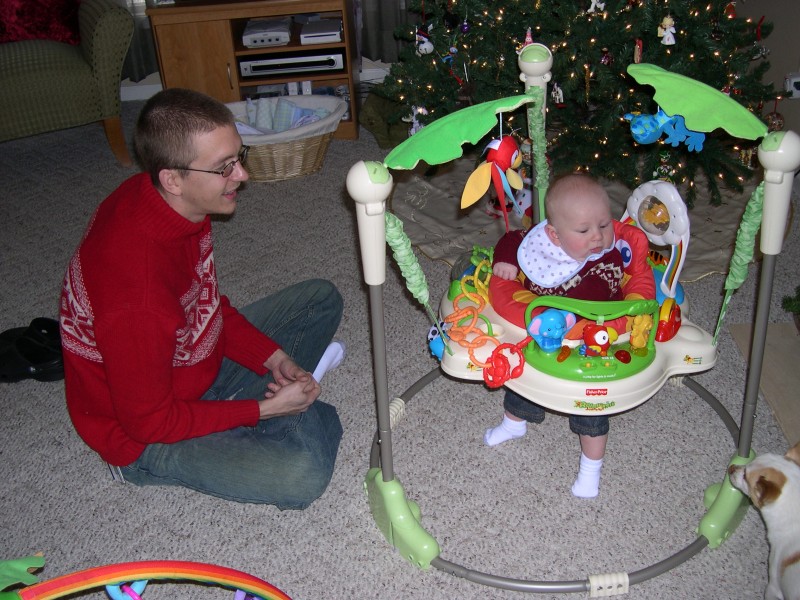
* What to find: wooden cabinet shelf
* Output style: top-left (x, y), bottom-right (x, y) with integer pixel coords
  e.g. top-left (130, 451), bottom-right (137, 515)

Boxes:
top-left (147, 0), bottom-right (358, 139)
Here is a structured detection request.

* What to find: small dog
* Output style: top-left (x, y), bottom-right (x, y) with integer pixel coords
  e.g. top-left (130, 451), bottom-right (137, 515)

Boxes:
top-left (728, 442), bottom-right (800, 600)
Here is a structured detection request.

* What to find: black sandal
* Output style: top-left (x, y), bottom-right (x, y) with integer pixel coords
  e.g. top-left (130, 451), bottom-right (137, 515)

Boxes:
top-left (0, 318), bottom-right (64, 383)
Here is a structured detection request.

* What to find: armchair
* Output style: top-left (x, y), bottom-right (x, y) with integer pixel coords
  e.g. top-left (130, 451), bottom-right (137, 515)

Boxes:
top-left (0, 0), bottom-right (134, 166)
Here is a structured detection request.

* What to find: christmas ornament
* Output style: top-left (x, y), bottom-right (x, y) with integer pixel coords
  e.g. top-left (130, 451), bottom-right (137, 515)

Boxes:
top-left (441, 53), bottom-right (464, 86)
top-left (738, 145), bottom-right (757, 169)
top-left (551, 82), bottom-right (565, 108)
top-left (456, 79), bottom-right (475, 108)
top-left (518, 27), bottom-right (534, 54)
top-left (751, 41), bottom-right (769, 60)
top-left (653, 150), bottom-right (676, 183)
top-left (519, 137), bottom-right (533, 181)
top-left (751, 16), bottom-right (769, 60)
top-left (723, 74), bottom-right (742, 97)
top-left (710, 20), bottom-right (723, 42)
top-left (600, 48), bottom-right (613, 66)
top-left (724, 2), bottom-right (736, 19)
top-left (633, 39), bottom-right (643, 63)
top-left (460, 19), bottom-right (470, 34)
top-left (765, 100), bottom-right (784, 132)
top-left (415, 26), bottom-right (434, 56)
top-left (658, 15), bottom-right (676, 46)
top-left (587, 0), bottom-right (605, 14)
top-left (403, 105), bottom-right (429, 136)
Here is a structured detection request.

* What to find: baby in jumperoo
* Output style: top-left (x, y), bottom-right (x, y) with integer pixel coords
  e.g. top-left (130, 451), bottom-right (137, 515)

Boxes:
top-left (485, 173), bottom-right (656, 498)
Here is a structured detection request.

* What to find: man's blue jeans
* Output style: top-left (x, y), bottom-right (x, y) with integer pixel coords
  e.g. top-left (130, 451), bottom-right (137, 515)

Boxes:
top-left (118, 279), bottom-right (344, 509)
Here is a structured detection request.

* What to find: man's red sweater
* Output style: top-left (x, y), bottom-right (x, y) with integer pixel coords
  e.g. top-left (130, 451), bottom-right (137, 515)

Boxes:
top-left (60, 174), bottom-right (279, 466)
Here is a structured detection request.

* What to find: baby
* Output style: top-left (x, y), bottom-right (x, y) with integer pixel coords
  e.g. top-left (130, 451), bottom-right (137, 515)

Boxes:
top-left (486, 173), bottom-right (655, 498)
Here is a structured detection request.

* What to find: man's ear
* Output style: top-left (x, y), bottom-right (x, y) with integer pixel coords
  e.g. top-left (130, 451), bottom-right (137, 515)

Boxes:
top-left (158, 168), bottom-right (183, 197)
top-left (545, 223), bottom-right (561, 247)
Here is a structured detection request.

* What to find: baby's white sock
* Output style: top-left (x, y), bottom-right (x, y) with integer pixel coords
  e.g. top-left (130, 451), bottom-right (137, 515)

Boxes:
top-left (484, 415), bottom-right (527, 446)
top-left (571, 453), bottom-right (604, 498)
top-left (312, 340), bottom-right (346, 382)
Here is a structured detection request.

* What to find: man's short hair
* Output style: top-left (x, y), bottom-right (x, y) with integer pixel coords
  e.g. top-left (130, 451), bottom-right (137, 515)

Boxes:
top-left (133, 88), bottom-right (236, 186)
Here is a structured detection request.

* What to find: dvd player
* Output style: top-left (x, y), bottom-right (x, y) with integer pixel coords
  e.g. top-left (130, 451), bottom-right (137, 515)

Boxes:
top-left (240, 52), bottom-right (344, 77)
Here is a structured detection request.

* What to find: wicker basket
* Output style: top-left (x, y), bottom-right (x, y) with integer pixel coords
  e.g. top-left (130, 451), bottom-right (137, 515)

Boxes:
top-left (227, 95), bottom-right (347, 182)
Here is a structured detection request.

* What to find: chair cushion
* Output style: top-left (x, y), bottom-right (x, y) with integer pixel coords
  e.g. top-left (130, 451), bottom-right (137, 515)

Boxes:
top-left (0, 40), bottom-right (103, 141)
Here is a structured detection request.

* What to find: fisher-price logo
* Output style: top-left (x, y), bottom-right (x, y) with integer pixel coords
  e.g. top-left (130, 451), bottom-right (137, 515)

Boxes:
top-left (585, 388), bottom-right (608, 396)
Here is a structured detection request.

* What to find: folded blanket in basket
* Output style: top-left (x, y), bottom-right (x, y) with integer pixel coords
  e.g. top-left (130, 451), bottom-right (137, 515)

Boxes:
top-left (239, 96), bottom-right (331, 135)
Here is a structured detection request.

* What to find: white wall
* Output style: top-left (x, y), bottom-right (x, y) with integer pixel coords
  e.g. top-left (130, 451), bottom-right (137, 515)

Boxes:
top-left (738, 0), bottom-right (800, 133)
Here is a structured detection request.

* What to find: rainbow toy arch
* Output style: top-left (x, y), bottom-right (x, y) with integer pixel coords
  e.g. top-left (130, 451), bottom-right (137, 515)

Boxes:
top-left (0, 560), bottom-right (290, 600)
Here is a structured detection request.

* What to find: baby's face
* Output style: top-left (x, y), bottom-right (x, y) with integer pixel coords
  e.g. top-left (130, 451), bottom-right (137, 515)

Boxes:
top-left (549, 194), bottom-right (614, 261)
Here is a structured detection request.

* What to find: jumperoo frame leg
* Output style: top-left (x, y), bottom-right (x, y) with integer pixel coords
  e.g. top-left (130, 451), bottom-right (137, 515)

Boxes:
top-left (347, 161), bottom-right (441, 569)
top-left (363, 283), bottom-right (440, 569)
top-left (698, 130), bottom-right (800, 548)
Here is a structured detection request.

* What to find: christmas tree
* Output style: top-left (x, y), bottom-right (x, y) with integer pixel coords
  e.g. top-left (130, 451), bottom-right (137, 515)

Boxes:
top-left (376, 0), bottom-right (776, 205)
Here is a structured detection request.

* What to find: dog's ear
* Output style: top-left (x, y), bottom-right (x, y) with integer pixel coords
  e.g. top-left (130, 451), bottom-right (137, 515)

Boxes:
top-left (785, 441), bottom-right (800, 467)
top-left (748, 467), bottom-right (787, 508)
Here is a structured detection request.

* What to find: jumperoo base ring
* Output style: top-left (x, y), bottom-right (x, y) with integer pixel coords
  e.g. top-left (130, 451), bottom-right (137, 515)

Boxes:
top-left (364, 369), bottom-right (749, 594)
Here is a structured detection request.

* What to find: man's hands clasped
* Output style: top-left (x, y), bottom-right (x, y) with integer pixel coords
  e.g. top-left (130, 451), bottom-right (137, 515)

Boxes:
top-left (258, 349), bottom-right (320, 419)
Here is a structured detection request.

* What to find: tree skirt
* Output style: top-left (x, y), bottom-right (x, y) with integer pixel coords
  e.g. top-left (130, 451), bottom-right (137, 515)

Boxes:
top-left (389, 157), bottom-right (757, 282)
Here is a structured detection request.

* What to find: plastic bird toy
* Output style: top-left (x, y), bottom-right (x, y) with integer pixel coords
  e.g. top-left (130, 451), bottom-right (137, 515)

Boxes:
top-left (580, 323), bottom-right (618, 357)
top-left (460, 135), bottom-right (524, 231)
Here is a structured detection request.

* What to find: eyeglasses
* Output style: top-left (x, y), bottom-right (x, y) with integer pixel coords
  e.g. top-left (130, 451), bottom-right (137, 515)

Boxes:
top-left (175, 145), bottom-right (249, 178)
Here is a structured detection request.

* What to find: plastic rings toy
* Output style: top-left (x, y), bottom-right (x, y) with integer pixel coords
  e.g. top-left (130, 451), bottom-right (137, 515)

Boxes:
top-left (483, 342), bottom-right (525, 388)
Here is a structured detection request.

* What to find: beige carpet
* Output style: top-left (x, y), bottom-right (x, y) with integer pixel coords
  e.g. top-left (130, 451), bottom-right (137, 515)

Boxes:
top-left (390, 156), bottom-right (758, 282)
top-left (731, 322), bottom-right (800, 445)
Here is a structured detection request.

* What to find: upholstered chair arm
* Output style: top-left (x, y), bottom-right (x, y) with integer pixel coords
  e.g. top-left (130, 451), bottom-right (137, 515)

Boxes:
top-left (79, 0), bottom-right (134, 117)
